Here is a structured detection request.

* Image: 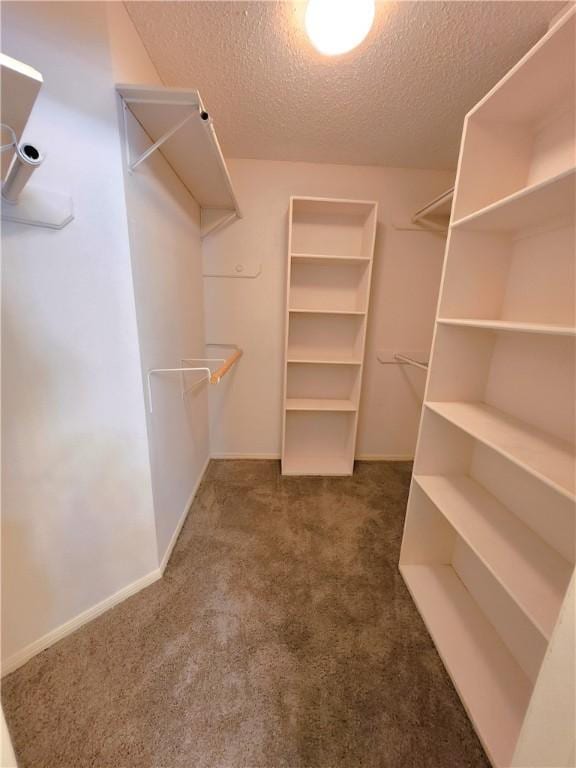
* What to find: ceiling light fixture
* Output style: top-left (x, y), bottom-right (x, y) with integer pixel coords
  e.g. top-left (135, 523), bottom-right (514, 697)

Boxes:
top-left (305, 0), bottom-right (375, 56)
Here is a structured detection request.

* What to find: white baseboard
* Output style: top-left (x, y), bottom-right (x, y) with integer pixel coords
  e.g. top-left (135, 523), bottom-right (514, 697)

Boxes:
top-left (355, 454), bottom-right (414, 461)
top-left (2, 456), bottom-right (212, 677)
top-left (2, 567), bottom-right (162, 677)
top-left (210, 452), bottom-right (413, 462)
top-left (158, 454), bottom-right (210, 574)
top-left (210, 452), bottom-right (281, 460)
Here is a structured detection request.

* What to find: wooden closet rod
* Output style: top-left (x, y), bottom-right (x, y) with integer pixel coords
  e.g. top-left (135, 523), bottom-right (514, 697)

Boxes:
top-left (210, 348), bottom-right (243, 384)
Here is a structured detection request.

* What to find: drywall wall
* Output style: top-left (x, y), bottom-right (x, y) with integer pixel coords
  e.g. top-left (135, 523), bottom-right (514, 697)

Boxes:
top-left (107, 3), bottom-right (211, 566)
top-left (203, 159), bottom-right (453, 459)
top-left (0, 2), bottom-right (159, 668)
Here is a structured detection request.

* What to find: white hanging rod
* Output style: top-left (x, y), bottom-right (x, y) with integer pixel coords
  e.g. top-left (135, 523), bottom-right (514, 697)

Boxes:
top-left (377, 351), bottom-right (429, 370)
top-left (394, 353), bottom-right (428, 371)
top-left (147, 345), bottom-right (243, 412)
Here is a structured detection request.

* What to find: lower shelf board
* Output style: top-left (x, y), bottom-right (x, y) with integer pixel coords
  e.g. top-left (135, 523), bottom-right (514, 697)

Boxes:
top-left (400, 563), bottom-right (532, 768)
top-left (426, 401), bottom-right (576, 500)
top-left (281, 455), bottom-right (353, 476)
top-left (285, 398), bottom-right (357, 412)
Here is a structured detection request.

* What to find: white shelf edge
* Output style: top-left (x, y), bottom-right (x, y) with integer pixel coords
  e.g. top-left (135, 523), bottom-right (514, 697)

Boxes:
top-left (437, 318), bottom-right (576, 337)
top-left (426, 402), bottom-right (576, 502)
top-left (413, 474), bottom-right (571, 640)
top-left (451, 166), bottom-right (575, 231)
top-left (291, 252), bottom-right (371, 263)
top-left (286, 358), bottom-right (363, 366)
top-left (285, 398), bottom-right (357, 412)
top-left (289, 308), bottom-right (367, 316)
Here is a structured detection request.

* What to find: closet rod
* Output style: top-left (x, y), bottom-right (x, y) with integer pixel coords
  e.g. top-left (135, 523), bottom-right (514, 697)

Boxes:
top-left (394, 353), bottom-right (428, 371)
top-left (210, 348), bottom-right (242, 384)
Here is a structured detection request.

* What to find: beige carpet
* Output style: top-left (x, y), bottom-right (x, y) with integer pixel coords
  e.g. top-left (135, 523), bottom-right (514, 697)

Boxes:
top-left (2, 460), bottom-right (489, 767)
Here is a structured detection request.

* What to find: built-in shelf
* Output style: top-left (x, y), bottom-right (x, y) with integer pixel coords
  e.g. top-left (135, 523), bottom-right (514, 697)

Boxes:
top-left (401, 564), bottom-right (532, 768)
top-left (289, 308), bottom-right (366, 316)
top-left (437, 318), bottom-right (576, 336)
top-left (283, 197), bottom-right (377, 476)
top-left (426, 402), bottom-right (576, 500)
top-left (402, 12), bottom-right (576, 767)
top-left (287, 358), bottom-right (362, 366)
top-left (452, 167), bottom-right (575, 234)
top-left (116, 84), bottom-right (241, 238)
top-left (414, 475), bottom-right (571, 638)
top-left (291, 253), bottom-right (371, 264)
top-left (285, 398), bottom-right (356, 412)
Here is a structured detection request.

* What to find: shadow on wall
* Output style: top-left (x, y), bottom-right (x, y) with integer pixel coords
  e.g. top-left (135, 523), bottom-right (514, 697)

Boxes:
top-left (0, 279), bottom-right (154, 664)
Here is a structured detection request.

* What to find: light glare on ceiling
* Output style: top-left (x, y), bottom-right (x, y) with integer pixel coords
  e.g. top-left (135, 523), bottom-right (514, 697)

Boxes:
top-left (305, 0), bottom-right (376, 56)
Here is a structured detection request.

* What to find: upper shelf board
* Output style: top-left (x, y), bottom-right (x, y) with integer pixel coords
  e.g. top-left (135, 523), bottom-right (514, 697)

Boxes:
top-left (116, 84), bottom-right (241, 234)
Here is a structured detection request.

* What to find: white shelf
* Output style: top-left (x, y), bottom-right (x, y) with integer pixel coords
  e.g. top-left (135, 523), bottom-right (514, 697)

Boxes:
top-left (285, 398), bottom-right (356, 412)
top-left (283, 197), bottom-right (377, 476)
top-left (116, 84), bottom-right (241, 236)
top-left (291, 253), bottom-right (371, 264)
top-left (426, 401), bottom-right (576, 500)
top-left (401, 564), bottom-right (531, 768)
top-left (287, 358), bottom-right (362, 366)
top-left (281, 455), bottom-right (352, 476)
top-left (414, 475), bottom-right (571, 638)
top-left (437, 318), bottom-right (576, 337)
top-left (289, 308), bottom-right (366, 316)
top-left (452, 167), bottom-right (575, 234)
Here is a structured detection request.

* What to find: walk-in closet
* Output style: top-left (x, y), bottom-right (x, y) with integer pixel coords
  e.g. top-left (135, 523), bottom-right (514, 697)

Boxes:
top-left (1, 2), bottom-right (574, 767)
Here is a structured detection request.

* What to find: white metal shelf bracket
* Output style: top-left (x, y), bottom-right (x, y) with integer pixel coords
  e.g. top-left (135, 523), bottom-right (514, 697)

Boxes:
top-left (123, 101), bottom-right (198, 172)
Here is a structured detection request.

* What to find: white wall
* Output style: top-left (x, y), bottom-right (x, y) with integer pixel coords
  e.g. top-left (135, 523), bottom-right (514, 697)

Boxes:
top-left (0, 2), bottom-right (160, 668)
top-left (203, 160), bottom-right (453, 460)
top-left (107, 4), bottom-right (211, 566)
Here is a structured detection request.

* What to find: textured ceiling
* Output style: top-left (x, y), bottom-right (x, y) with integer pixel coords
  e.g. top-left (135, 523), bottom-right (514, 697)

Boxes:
top-left (125, 1), bottom-right (565, 170)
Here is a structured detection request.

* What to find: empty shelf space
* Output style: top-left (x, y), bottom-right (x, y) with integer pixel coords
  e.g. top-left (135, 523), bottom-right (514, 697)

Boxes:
top-left (291, 252), bottom-right (371, 264)
top-left (452, 167), bottom-right (575, 234)
top-left (414, 474), bottom-right (571, 638)
top-left (285, 398), bottom-right (356, 412)
top-left (437, 318), bottom-right (576, 336)
top-left (401, 564), bottom-right (532, 768)
top-left (426, 401), bottom-right (576, 500)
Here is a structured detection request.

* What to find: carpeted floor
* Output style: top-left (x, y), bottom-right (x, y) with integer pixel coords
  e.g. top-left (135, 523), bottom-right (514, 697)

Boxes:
top-left (2, 460), bottom-right (490, 768)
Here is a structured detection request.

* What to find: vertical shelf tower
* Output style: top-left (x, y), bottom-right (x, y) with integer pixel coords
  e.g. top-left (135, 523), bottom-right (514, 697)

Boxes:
top-left (400, 10), bottom-right (575, 768)
top-left (282, 197), bottom-right (378, 476)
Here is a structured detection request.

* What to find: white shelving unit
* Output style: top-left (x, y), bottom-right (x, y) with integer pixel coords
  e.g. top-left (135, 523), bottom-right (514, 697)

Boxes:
top-left (400, 10), bottom-right (576, 768)
top-left (281, 197), bottom-right (377, 476)
top-left (116, 84), bottom-right (241, 238)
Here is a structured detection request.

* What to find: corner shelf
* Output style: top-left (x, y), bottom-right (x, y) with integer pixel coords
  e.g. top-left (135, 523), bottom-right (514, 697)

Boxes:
top-left (116, 84), bottom-right (241, 238)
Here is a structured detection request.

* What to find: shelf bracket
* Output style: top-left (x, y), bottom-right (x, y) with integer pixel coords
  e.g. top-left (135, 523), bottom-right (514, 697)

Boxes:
top-left (122, 99), bottom-right (198, 173)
